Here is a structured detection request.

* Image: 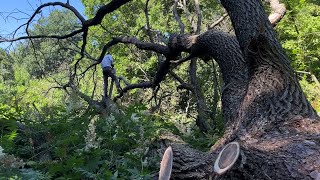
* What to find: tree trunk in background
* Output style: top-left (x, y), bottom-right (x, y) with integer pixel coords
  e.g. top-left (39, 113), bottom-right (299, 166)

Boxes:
top-left (166, 0), bottom-right (320, 179)
top-left (189, 58), bottom-right (211, 132)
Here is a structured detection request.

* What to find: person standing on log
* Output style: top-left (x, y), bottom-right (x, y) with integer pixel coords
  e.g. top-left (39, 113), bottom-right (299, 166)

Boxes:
top-left (101, 52), bottom-right (122, 98)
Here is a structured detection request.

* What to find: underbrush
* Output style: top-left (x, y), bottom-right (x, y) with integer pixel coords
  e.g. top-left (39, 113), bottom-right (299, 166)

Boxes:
top-left (0, 103), bottom-right (180, 179)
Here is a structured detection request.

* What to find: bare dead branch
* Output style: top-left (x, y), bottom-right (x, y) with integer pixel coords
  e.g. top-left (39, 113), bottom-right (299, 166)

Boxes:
top-left (61, 46), bottom-right (97, 62)
top-left (209, 13), bottom-right (228, 29)
top-left (169, 71), bottom-right (194, 93)
top-left (194, 0), bottom-right (201, 34)
top-left (1, 0), bottom-right (131, 43)
top-left (147, 85), bottom-right (161, 103)
top-left (79, 62), bottom-right (100, 77)
top-left (27, 2), bottom-right (85, 29)
top-left (45, 85), bottom-right (68, 95)
top-left (114, 58), bottom-right (174, 102)
top-left (91, 66), bottom-right (98, 99)
top-left (180, 0), bottom-right (195, 32)
top-left (173, 0), bottom-right (185, 34)
top-left (12, 22), bottom-right (28, 38)
top-left (84, 0), bottom-right (132, 27)
top-left (169, 71), bottom-right (185, 84)
top-left (80, 28), bottom-right (89, 57)
top-left (177, 83), bottom-right (194, 92)
top-left (114, 81), bottom-right (153, 100)
top-left (144, 0), bottom-right (154, 42)
top-left (113, 59), bottom-right (173, 100)
top-left (0, 29), bottom-right (83, 42)
top-left (24, 1), bottom-right (85, 40)
top-left (149, 92), bottom-right (171, 113)
top-left (170, 54), bottom-right (194, 65)
top-left (118, 76), bottom-right (131, 86)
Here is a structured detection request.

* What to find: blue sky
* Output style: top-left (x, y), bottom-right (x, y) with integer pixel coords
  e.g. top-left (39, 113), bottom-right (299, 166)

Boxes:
top-left (0, 0), bottom-right (85, 48)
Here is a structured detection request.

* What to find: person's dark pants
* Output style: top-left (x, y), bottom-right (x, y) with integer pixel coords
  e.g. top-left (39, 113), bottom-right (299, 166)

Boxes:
top-left (103, 67), bottom-right (121, 97)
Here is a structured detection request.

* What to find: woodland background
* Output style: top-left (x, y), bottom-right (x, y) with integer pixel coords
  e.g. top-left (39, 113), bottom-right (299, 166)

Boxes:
top-left (0, 0), bottom-right (319, 179)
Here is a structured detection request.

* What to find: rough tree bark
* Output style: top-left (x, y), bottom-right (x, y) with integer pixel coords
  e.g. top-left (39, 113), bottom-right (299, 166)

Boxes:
top-left (164, 0), bottom-right (320, 179)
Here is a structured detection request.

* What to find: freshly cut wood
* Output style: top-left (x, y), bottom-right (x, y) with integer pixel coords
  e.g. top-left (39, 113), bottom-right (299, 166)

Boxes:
top-left (159, 146), bottom-right (173, 180)
top-left (214, 142), bottom-right (240, 175)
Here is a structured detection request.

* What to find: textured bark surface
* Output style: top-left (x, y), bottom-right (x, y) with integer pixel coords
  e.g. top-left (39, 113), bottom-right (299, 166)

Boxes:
top-left (165, 0), bottom-right (320, 179)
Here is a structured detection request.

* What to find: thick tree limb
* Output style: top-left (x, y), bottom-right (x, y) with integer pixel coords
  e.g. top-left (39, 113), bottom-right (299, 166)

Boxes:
top-left (220, 0), bottom-right (284, 57)
top-left (77, 35), bottom-right (174, 80)
top-left (97, 36), bottom-right (172, 63)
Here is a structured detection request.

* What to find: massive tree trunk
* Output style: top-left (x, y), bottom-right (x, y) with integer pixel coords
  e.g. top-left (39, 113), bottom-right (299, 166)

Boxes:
top-left (165, 0), bottom-right (320, 179)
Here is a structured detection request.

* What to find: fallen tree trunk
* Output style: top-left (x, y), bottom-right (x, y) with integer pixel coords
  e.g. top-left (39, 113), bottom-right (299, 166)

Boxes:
top-left (159, 121), bottom-right (320, 179)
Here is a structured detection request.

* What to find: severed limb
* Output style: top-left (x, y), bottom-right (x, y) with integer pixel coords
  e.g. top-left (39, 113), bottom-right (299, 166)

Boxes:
top-left (159, 146), bottom-right (173, 180)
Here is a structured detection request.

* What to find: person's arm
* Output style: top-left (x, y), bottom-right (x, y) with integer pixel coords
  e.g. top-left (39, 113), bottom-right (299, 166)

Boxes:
top-left (109, 55), bottom-right (115, 68)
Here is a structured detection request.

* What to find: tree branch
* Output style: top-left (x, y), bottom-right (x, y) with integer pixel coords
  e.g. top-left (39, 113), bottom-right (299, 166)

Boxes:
top-left (0, 29), bottom-right (83, 42)
top-left (84, 0), bottom-right (132, 27)
top-left (194, 0), bottom-right (201, 34)
top-left (0, 0), bottom-right (132, 43)
top-left (173, 0), bottom-right (185, 34)
top-left (97, 36), bottom-right (172, 63)
top-left (114, 81), bottom-right (153, 100)
top-left (26, 2), bottom-right (85, 28)
top-left (68, 83), bottom-right (105, 112)
top-left (144, 0), bottom-right (154, 42)
top-left (209, 13), bottom-right (228, 29)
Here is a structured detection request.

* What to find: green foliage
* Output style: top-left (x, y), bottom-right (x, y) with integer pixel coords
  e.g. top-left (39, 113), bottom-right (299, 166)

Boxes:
top-left (0, 104), bottom-right (22, 151)
top-left (1, 100), bottom-right (178, 179)
top-left (275, 0), bottom-right (320, 111)
top-left (13, 10), bottom-right (81, 78)
top-left (0, 145), bottom-right (50, 179)
top-left (276, 0), bottom-right (320, 77)
top-left (0, 166), bottom-right (50, 180)
top-left (300, 77), bottom-right (320, 112)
